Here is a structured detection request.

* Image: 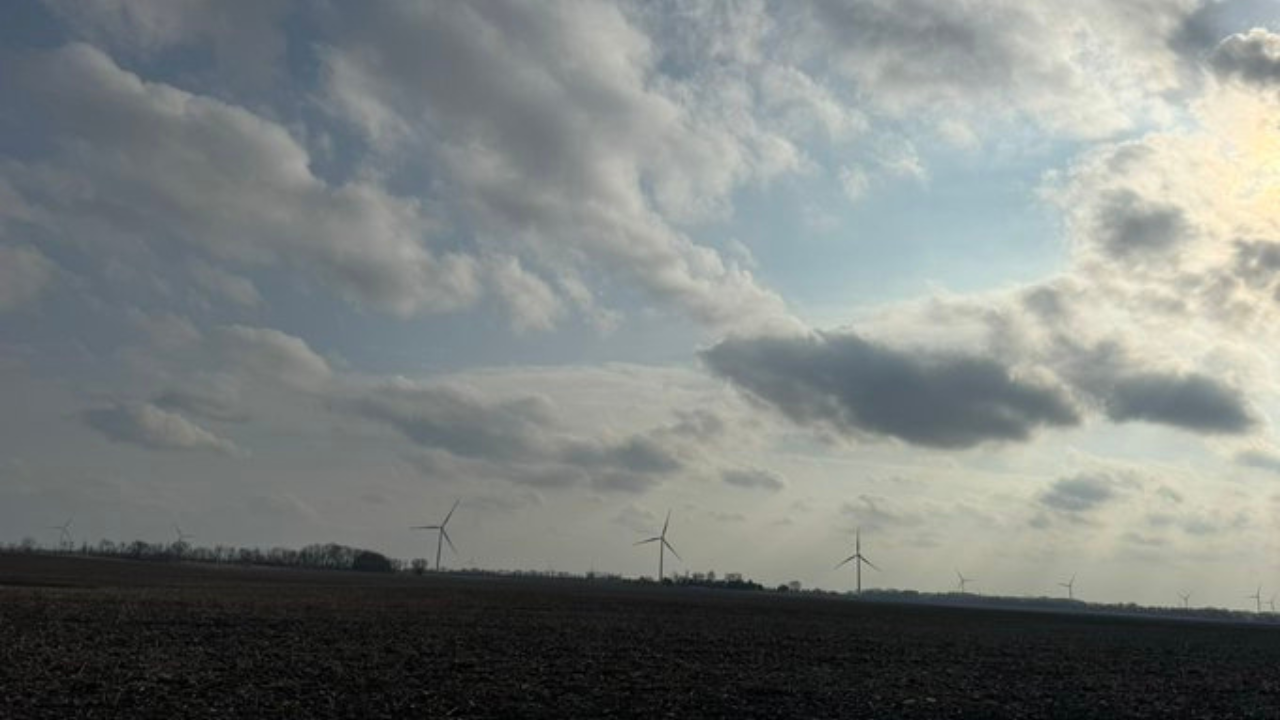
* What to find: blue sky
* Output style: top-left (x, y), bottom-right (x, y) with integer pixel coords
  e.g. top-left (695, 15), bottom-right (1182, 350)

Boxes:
top-left (3, 0), bottom-right (1280, 606)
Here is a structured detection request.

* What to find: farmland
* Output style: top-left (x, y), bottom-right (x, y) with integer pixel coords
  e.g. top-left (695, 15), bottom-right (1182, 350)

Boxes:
top-left (3, 554), bottom-right (1280, 718)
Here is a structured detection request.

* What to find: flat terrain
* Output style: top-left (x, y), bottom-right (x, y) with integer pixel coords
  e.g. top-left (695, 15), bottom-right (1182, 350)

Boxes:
top-left (3, 554), bottom-right (1280, 718)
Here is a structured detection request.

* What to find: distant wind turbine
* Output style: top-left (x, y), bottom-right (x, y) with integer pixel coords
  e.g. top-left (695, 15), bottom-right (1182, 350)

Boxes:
top-left (172, 524), bottom-right (194, 557)
top-left (634, 510), bottom-right (681, 581)
top-left (172, 523), bottom-right (194, 544)
top-left (835, 527), bottom-right (878, 593)
top-left (49, 517), bottom-right (73, 549)
top-left (1058, 573), bottom-right (1076, 601)
top-left (1178, 591), bottom-right (1192, 609)
top-left (1248, 585), bottom-right (1263, 613)
top-left (956, 569), bottom-right (975, 594)
top-left (411, 500), bottom-right (459, 571)
top-left (1268, 594), bottom-right (1276, 613)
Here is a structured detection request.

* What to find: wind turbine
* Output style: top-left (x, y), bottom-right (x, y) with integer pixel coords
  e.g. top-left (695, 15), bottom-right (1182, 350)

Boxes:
top-left (1178, 591), bottom-right (1192, 609)
top-left (411, 500), bottom-right (459, 571)
top-left (1268, 594), bottom-right (1276, 613)
top-left (172, 524), bottom-right (194, 556)
top-left (634, 510), bottom-right (681, 581)
top-left (955, 569), bottom-right (975, 594)
top-left (1248, 585), bottom-right (1263, 613)
top-left (49, 518), bottom-right (72, 550)
top-left (1058, 573), bottom-right (1076, 601)
top-left (835, 527), bottom-right (878, 593)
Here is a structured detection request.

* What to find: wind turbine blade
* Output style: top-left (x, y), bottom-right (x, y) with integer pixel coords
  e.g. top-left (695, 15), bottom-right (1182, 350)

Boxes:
top-left (662, 510), bottom-right (671, 537)
top-left (663, 538), bottom-right (681, 562)
top-left (835, 555), bottom-right (856, 569)
top-left (861, 556), bottom-right (880, 572)
top-left (442, 500), bottom-right (459, 527)
top-left (411, 525), bottom-right (441, 530)
top-left (441, 528), bottom-right (457, 555)
top-left (634, 537), bottom-right (660, 546)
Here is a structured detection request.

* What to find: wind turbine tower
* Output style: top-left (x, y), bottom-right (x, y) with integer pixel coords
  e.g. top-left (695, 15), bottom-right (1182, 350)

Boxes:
top-left (171, 523), bottom-right (194, 558)
top-left (1058, 573), bottom-right (1076, 601)
top-left (835, 527), bottom-right (879, 593)
top-left (1178, 591), bottom-right (1191, 609)
top-left (634, 510), bottom-right (681, 581)
top-left (956, 569), bottom-right (975, 594)
top-left (1249, 586), bottom-right (1263, 613)
top-left (411, 500), bottom-right (459, 571)
top-left (49, 518), bottom-right (72, 550)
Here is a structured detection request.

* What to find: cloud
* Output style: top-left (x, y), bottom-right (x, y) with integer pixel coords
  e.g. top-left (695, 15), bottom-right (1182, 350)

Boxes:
top-left (346, 382), bottom-right (555, 462)
top-left (564, 436), bottom-right (683, 475)
top-left (342, 379), bottom-right (689, 493)
top-left (320, 1), bottom-right (798, 332)
top-left (1210, 28), bottom-right (1280, 86)
top-left (1236, 448), bottom-right (1280, 474)
top-left (0, 244), bottom-right (55, 311)
top-left (794, 0), bottom-right (1196, 138)
top-left (702, 331), bottom-right (1079, 449)
top-left (839, 494), bottom-right (923, 531)
top-left (213, 325), bottom-right (332, 391)
top-left (1, 43), bottom-right (484, 318)
top-left (152, 380), bottom-right (248, 424)
top-left (1103, 372), bottom-right (1255, 434)
top-left (1039, 474), bottom-right (1119, 514)
top-left (43, 0), bottom-right (292, 94)
top-left (1091, 190), bottom-right (1193, 260)
top-left (190, 262), bottom-right (261, 308)
top-left (721, 467), bottom-right (785, 492)
top-left (82, 402), bottom-right (239, 455)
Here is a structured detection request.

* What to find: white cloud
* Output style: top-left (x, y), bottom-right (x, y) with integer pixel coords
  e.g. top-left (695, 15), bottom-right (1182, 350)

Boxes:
top-left (794, 0), bottom-right (1198, 138)
top-left (321, 1), bottom-right (799, 333)
top-left (213, 325), bottom-right (332, 391)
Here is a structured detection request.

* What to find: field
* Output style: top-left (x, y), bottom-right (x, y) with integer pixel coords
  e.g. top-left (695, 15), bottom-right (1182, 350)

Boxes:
top-left (3, 554), bottom-right (1280, 718)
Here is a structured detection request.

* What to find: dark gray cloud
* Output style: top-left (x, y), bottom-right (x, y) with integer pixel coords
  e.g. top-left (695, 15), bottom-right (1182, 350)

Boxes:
top-left (343, 382), bottom-right (687, 493)
top-left (1210, 28), bottom-right (1280, 85)
top-left (1233, 239), bottom-right (1280, 296)
top-left (1236, 449), bottom-right (1280, 474)
top-left (1147, 508), bottom-right (1249, 536)
top-left (1039, 474), bottom-right (1117, 513)
top-left (1093, 189), bottom-right (1191, 259)
top-left (1053, 339), bottom-right (1256, 435)
top-left (563, 436), bottom-right (683, 475)
top-left (721, 467), bottom-right (785, 493)
top-left (344, 385), bottom-right (554, 462)
top-left (82, 402), bottom-right (239, 455)
top-left (1104, 372), bottom-right (1255, 434)
top-left (153, 386), bottom-right (248, 424)
top-left (839, 494), bottom-right (922, 531)
top-left (702, 331), bottom-right (1079, 449)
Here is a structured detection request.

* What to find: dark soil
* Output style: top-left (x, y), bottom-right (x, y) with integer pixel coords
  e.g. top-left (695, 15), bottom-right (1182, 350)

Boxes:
top-left (2, 553), bottom-right (1279, 718)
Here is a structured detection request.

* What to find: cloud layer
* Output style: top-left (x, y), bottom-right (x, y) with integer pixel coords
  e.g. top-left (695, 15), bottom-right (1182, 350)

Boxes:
top-left (703, 332), bottom-right (1079, 449)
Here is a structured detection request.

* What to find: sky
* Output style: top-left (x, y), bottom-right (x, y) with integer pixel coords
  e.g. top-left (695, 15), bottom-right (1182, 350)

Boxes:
top-left (2, 0), bottom-right (1280, 608)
